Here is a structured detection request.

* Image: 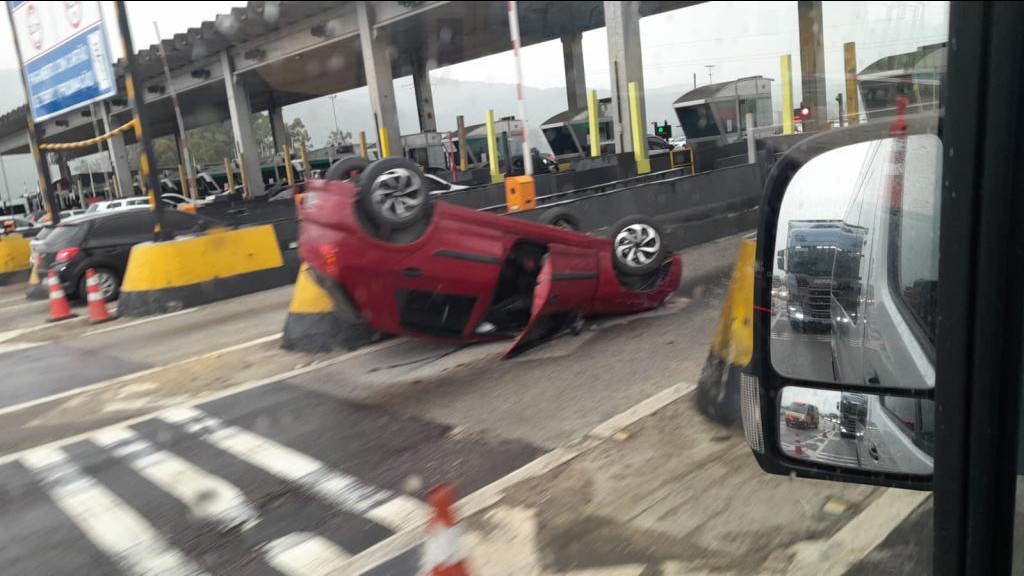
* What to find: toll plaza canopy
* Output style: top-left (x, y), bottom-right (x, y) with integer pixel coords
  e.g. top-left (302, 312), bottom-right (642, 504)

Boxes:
top-left (0, 0), bottom-right (697, 160)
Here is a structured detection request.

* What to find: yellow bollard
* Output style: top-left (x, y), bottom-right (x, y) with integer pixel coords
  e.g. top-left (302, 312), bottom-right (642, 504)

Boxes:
top-left (358, 131), bottom-right (368, 159)
top-left (238, 153), bottom-right (251, 200)
top-left (844, 42), bottom-right (859, 126)
top-left (224, 158), bottom-right (235, 198)
top-left (781, 54), bottom-right (794, 135)
top-left (627, 82), bottom-right (650, 175)
top-left (300, 143), bottom-right (311, 180)
top-left (283, 145), bottom-right (295, 186)
top-left (587, 89), bottom-right (600, 158)
top-left (485, 109), bottom-right (503, 183)
top-left (457, 115), bottom-right (468, 172)
top-left (377, 128), bottom-right (391, 158)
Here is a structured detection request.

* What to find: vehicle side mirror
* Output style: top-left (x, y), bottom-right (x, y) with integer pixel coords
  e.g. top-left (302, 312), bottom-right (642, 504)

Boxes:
top-left (742, 113), bottom-right (942, 490)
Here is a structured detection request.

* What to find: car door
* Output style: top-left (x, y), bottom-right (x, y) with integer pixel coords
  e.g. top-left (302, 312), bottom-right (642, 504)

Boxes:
top-left (85, 212), bottom-right (154, 271)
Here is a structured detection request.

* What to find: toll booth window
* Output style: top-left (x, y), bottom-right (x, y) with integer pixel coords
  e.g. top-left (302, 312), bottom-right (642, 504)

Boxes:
top-left (570, 123), bottom-right (590, 150)
top-left (889, 135), bottom-right (942, 348)
top-left (676, 104), bottom-right (721, 139)
top-left (544, 126), bottom-right (581, 157)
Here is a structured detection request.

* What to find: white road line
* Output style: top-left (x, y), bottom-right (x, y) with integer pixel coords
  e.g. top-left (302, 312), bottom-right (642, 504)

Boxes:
top-left (81, 307), bottom-right (200, 337)
top-left (91, 427), bottom-right (259, 530)
top-left (0, 341), bottom-right (46, 354)
top-left (589, 381), bottom-right (697, 439)
top-left (0, 337), bottom-right (404, 468)
top-left (263, 532), bottom-right (352, 576)
top-left (161, 406), bottom-right (428, 532)
top-left (0, 332), bottom-right (283, 419)
top-left (20, 447), bottom-right (209, 576)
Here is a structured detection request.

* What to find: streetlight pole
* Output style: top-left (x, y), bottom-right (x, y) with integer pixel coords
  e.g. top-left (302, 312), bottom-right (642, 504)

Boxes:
top-left (0, 156), bottom-right (11, 215)
top-left (705, 64), bottom-right (715, 85)
top-left (329, 95), bottom-right (340, 139)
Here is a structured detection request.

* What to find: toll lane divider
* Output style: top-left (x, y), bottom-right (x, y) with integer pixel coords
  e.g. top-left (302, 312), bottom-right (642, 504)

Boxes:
top-left (281, 263), bottom-right (381, 353)
top-left (118, 225), bottom-right (295, 317)
top-left (0, 234), bottom-right (30, 286)
top-left (695, 234), bottom-right (755, 427)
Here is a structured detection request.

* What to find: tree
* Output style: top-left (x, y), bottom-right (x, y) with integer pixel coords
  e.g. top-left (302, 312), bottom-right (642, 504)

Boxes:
top-left (326, 129), bottom-right (353, 148)
top-left (287, 118), bottom-right (311, 150)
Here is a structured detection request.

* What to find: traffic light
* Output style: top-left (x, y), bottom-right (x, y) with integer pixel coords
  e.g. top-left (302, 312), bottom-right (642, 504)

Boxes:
top-left (654, 121), bottom-right (672, 140)
top-left (794, 103), bottom-right (812, 122)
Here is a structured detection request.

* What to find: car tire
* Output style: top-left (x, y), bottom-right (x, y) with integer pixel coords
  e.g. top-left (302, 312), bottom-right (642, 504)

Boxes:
top-left (789, 319), bottom-right (804, 333)
top-left (540, 210), bottom-right (579, 231)
top-left (325, 156), bottom-right (370, 182)
top-left (357, 157), bottom-right (430, 229)
top-left (79, 267), bottom-right (120, 302)
top-left (610, 215), bottom-right (667, 276)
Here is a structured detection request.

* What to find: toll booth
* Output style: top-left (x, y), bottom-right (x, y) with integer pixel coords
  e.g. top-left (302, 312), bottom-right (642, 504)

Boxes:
top-left (540, 97), bottom-right (614, 162)
top-left (672, 76), bottom-right (775, 145)
top-left (402, 132), bottom-right (447, 173)
top-left (442, 118), bottom-right (524, 171)
top-left (858, 43), bottom-right (945, 120)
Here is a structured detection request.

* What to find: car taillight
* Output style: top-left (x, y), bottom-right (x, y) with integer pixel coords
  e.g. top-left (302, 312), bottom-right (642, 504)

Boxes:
top-left (55, 247), bottom-right (80, 262)
top-left (34, 253), bottom-right (42, 267)
top-left (319, 245), bottom-right (339, 277)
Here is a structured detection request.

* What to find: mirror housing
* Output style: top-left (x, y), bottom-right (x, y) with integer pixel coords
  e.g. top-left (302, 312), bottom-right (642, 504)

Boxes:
top-left (743, 113), bottom-right (940, 491)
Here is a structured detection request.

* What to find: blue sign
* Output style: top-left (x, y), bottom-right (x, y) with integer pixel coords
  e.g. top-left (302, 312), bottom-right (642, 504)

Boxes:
top-left (8, 1), bottom-right (116, 122)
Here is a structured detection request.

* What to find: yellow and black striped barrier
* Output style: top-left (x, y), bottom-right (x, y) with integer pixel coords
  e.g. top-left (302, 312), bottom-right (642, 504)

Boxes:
top-left (281, 264), bottom-right (380, 353)
top-left (38, 119), bottom-right (138, 151)
top-left (696, 234), bottom-right (755, 427)
top-left (0, 233), bottom-right (30, 286)
top-left (117, 225), bottom-right (293, 316)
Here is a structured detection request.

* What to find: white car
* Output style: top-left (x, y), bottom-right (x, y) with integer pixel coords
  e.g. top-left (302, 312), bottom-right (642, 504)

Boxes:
top-left (423, 173), bottom-right (470, 194)
top-left (160, 193), bottom-right (192, 206)
top-left (84, 197), bottom-right (151, 213)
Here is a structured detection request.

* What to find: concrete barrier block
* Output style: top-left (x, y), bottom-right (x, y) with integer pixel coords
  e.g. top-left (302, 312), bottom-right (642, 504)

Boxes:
top-left (118, 225), bottom-right (292, 316)
top-left (281, 264), bottom-right (379, 353)
top-left (0, 234), bottom-right (30, 286)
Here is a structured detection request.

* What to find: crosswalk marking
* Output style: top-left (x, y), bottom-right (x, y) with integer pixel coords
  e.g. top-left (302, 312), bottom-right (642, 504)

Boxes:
top-left (20, 447), bottom-right (209, 576)
top-left (263, 532), bottom-right (352, 576)
top-left (91, 426), bottom-right (260, 530)
top-left (160, 406), bottom-right (429, 532)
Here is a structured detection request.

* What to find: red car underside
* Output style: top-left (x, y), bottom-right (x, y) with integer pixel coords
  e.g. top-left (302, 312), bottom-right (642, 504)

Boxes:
top-left (298, 179), bottom-right (682, 355)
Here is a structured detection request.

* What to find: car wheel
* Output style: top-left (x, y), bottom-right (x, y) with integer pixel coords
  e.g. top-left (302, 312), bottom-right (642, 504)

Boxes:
top-left (357, 157), bottom-right (430, 229)
top-left (540, 210), bottom-right (579, 231)
top-left (79, 267), bottom-right (120, 302)
top-left (325, 156), bottom-right (370, 182)
top-left (789, 319), bottom-right (804, 333)
top-left (610, 215), bottom-right (667, 276)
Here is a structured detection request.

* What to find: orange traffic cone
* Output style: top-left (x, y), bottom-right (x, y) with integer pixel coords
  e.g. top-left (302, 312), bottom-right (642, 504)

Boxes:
top-left (84, 268), bottom-right (113, 324)
top-left (794, 435), bottom-right (805, 457)
top-left (46, 269), bottom-right (76, 322)
top-left (421, 483), bottom-right (470, 576)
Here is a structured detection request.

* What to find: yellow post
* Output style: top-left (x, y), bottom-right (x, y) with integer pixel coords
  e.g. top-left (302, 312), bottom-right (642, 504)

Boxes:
top-left (844, 42), bottom-right (860, 126)
top-left (781, 54), bottom-right (794, 135)
top-left (485, 109), bottom-right (503, 183)
top-left (177, 164), bottom-right (187, 196)
top-left (627, 82), bottom-right (650, 175)
top-left (283, 145), bottom-right (295, 185)
top-left (358, 131), bottom-right (368, 158)
top-left (457, 115), bottom-right (468, 172)
top-left (377, 128), bottom-right (391, 158)
top-left (224, 158), bottom-right (235, 199)
top-left (237, 153), bottom-right (251, 200)
top-left (300, 143), bottom-right (311, 180)
top-left (587, 89), bottom-right (600, 158)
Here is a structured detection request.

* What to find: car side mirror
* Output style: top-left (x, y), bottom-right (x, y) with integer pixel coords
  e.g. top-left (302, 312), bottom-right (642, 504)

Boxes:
top-left (742, 112), bottom-right (942, 490)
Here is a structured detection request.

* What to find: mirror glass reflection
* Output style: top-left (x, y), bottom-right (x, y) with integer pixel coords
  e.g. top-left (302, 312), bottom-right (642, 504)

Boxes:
top-left (778, 386), bottom-right (933, 475)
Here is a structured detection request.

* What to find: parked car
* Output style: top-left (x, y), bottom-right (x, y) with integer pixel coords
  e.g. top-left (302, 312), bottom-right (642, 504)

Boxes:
top-left (299, 157), bottom-right (682, 355)
top-left (2, 215), bottom-right (41, 237)
top-left (84, 197), bottom-right (151, 214)
top-left (36, 209), bottom-right (214, 301)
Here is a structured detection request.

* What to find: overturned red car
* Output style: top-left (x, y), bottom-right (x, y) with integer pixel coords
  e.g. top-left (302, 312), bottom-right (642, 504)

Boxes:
top-left (298, 157), bottom-right (682, 355)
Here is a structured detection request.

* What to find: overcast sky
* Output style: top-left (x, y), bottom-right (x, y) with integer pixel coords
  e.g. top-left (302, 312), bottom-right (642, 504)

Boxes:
top-left (0, 1), bottom-right (948, 199)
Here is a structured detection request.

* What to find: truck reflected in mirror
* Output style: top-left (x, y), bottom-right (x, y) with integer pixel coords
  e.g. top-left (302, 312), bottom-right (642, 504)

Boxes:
top-left (770, 134), bottom-right (941, 390)
top-left (779, 387), bottom-right (933, 475)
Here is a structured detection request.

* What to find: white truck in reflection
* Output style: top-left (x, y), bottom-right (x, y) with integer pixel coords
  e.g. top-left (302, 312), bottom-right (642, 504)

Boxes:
top-left (777, 220), bottom-right (865, 333)
top-left (838, 392), bottom-right (868, 439)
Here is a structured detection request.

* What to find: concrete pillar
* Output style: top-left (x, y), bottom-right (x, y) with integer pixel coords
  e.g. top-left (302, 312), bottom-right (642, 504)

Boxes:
top-left (269, 105), bottom-right (288, 150)
top-left (562, 33), bottom-right (587, 111)
top-left (412, 59), bottom-right (436, 132)
top-left (604, 1), bottom-right (646, 155)
top-left (220, 51), bottom-right (264, 197)
top-left (99, 102), bottom-right (133, 197)
top-left (798, 1), bottom-right (827, 130)
top-left (357, 1), bottom-right (401, 156)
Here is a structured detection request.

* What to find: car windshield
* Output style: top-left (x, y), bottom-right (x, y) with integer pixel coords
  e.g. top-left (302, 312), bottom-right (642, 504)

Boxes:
top-left (0, 1), bottom-right (961, 574)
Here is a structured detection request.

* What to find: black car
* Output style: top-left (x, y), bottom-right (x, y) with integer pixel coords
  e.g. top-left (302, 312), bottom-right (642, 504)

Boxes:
top-left (37, 209), bottom-right (214, 301)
